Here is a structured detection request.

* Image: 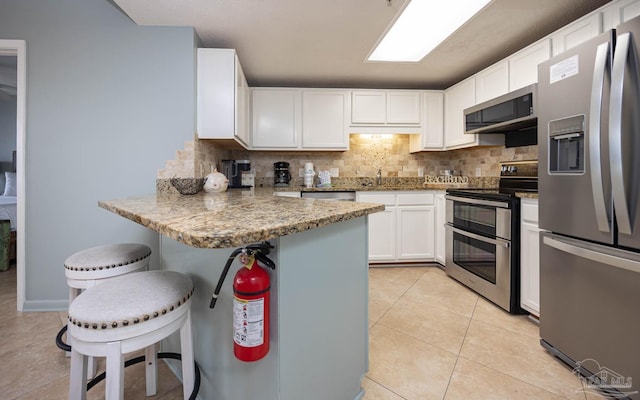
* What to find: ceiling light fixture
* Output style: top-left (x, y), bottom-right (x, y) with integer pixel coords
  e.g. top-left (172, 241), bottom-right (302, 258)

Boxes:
top-left (368, 0), bottom-right (492, 62)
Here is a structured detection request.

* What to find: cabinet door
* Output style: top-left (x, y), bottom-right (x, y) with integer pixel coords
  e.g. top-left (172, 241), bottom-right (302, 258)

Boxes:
top-left (444, 77), bottom-right (477, 148)
top-left (251, 89), bottom-right (300, 148)
top-left (520, 199), bottom-right (540, 316)
top-left (302, 90), bottom-right (348, 149)
top-left (386, 91), bottom-right (421, 124)
top-left (397, 206), bottom-right (435, 260)
top-left (509, 39), bottom-right (551, 90)
top-left (368, 208), bottom-right (397, 261)
top-left (234, 56), bottom-right (250, 146)
top-left (475, 61), bottom-right (509, 103)
top-left (197, 49), bottom-right (235, 140)
top-left (435, 193), bottom-right (446, 265)
top-left (551, 13), bottom-right (602, 56)
top-left (357, 192), bottom-right (396, 262)
top-left (351, 91), bottom-right (386, 124)
top-left (602, 0), bottom-right (640, 30)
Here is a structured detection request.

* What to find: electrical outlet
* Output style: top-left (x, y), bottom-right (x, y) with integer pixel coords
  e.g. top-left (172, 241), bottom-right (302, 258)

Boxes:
top-left (475, 167), bottom-right (482, 177)
top-left (418, 167), bottom-right (424, 177)
top-left (329, 168), bottom-right (339, 177)
top-left (298, 168), bottom-right (304, 178)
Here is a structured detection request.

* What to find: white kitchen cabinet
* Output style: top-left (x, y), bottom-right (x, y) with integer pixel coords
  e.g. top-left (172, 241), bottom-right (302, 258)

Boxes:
top-left (520, 198), bottom-right (541, 317)
top-left (409, 91), bottom-right (444, 152)
top-left (508, 38), bottom-right (551, 90)
top-left (357, 191), bottom-right (435, 264)
top-left (351, 91), bottom-right (386, 124)
top-left (444, 77), bottom-right (476, 149)
top-left (602, 0), bottom-right (640, 30)
top-left (386, 91), bottom-right (422, 124)
top-left (251, 88), bottom-right (301, 149)
top-left (551, 12), bottom-right (603, 56)
top-left (350, 90), bottom-right (421, 132)
top-left (444, 78), bottom-right (502, 149)
top-left (475, 60), bottom-right (509, 104)
top-left (397, 193), bottom-right (435, 260)
top-left (434, 192), bottom-right (446, 265)
top-left (197, 48), bottom-right (249, 147)
top-left (357, 192), bottom-right (396, 262)
top-left (302, 90), bottom-right (349, 150)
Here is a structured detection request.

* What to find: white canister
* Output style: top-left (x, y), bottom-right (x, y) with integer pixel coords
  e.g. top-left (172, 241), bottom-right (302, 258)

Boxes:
top-left (304, 162), bottom-right (314, 175)
top-left (304, 173), bottom-right (315, 188)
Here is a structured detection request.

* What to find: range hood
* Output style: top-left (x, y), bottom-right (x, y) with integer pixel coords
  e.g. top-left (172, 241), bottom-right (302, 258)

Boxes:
top-left (464, 84), bottom-right (538, 147)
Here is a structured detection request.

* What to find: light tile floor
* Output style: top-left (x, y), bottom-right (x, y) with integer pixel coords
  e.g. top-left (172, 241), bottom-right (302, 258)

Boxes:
top-left (0, 265), bottom-right (607, 399)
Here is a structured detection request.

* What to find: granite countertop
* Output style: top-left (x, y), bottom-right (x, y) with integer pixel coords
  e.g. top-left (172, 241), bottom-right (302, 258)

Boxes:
top-left (516, 192), bottom-right (539, 199)
top-left (271, 177), bottom-right (500, 192)
top-left (99, 188), bottom-right (384, 249)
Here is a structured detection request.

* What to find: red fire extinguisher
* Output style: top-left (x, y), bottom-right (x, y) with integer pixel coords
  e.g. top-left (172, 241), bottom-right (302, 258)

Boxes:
top-left (210, 243), bottom-right (275, 363)
top-left (232, 258), bottom-right (270, 362)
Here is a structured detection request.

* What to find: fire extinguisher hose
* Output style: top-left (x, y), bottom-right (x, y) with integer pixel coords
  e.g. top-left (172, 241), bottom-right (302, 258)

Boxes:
top-left (209, 247), bottom-right (244, 309)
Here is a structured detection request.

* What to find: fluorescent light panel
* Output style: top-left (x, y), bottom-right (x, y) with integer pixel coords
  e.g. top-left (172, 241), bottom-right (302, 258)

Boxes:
top-left (368, 0), bottom-right (492, 62)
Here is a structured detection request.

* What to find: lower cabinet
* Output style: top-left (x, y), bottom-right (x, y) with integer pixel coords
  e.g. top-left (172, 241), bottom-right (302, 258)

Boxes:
top-left (357, 191), bottom-right (435, 264)
top-left (520, 198), bottom-right (541, 317)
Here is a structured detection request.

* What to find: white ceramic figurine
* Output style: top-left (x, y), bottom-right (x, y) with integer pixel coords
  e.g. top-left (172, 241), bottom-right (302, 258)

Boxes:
top-left (203, 168), bottom-right (229, 193)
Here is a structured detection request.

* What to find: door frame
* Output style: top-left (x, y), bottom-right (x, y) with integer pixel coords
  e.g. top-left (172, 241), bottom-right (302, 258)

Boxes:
top-left (0, 40), bottom-right (26, 311)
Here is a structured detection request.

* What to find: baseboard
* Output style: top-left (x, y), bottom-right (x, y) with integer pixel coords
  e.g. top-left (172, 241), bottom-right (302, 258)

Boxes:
top-left (21, 299), bottom-right (67, 312)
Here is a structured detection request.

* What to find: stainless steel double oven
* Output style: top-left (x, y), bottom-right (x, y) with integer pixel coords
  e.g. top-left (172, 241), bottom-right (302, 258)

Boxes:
top-left (444, 160), bottom-right (537, 314)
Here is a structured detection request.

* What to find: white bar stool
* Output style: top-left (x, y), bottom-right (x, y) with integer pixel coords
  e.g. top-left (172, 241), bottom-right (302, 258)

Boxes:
top-left (67, 270), bottom-right (195, 400)
top-left (64, 243), bottom-right (152, 377)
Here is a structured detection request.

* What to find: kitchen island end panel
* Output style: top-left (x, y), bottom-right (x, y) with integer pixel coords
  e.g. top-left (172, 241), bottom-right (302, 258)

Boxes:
top-left (160, 216), bottom-right (368, 400)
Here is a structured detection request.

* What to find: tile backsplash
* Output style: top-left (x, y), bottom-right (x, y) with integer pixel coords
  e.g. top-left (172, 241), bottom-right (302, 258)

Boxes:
top-left (157, 134), bottom-right (538, 186)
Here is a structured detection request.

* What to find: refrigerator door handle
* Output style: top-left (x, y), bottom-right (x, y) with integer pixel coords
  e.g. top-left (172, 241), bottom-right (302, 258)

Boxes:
top-left (609, 32), bottom-right (633, 235)
top-left (544, 234), bottom-right (640, 274)
top-left (589, 41), bottom-right (612, 233)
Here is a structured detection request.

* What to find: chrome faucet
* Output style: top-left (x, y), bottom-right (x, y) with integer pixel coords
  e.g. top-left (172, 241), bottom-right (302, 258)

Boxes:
top-left (376, 169), bottom-right (382, 186)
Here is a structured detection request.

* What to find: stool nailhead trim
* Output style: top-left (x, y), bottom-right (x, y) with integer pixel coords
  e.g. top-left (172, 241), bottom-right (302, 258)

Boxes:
top-left (64, 249), bottom-right (152, 272)
top-left (68, 288), bottom-right (194, 330)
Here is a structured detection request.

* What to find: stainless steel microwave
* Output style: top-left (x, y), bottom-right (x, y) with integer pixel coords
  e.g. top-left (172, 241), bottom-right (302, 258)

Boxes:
top-left (464, 84), bottom-right (537, 136)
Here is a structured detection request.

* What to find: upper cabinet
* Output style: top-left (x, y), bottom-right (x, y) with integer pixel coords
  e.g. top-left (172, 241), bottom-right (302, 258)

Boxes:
top-left (551, 13), bottom-right (603, 56)
top-left (350, 90), bottom-right (422, 133)
top-left (603, 0), bottom-right (640, 30)
top-left (302, 90), bottom-right (350, 150)
top-left (410, 91), bottom-right (444, 152)
top-left (508, 39), bottom-right (551, 91)
top-left (443, 78), bottom-right (475, 149)
top-left (251, 88), bottom-right (301, 149)
top-left (196, 49), bottom-right (249, 147)
top-left (251, 88), bottom-right (349, 151)
top-left (475, 60), bottom-right (509, 104)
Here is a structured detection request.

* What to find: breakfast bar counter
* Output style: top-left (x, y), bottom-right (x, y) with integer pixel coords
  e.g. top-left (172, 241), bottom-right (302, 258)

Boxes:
top-left (99, 188), bottom-right (383, 400)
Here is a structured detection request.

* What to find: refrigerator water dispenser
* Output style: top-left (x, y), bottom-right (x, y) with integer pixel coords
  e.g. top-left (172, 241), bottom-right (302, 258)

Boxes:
top-left (548, 115), bottom-right (585, 174)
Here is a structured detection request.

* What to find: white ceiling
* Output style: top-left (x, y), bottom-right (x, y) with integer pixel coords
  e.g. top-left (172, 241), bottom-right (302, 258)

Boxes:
top-left (112, 0), bottom-right (611, 90)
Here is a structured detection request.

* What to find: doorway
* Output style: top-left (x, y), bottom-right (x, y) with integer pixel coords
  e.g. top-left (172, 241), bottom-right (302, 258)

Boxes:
top-left (0, 40), bottom-right (25, 311)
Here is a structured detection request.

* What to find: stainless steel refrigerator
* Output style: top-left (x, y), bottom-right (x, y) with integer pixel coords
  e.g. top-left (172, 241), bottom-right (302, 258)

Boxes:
top-left (538, 15), bottom-right (640, 400)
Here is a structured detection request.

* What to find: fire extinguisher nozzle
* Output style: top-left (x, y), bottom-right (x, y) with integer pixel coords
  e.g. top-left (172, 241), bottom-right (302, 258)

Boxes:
top-left (209, 296), bottom-right (218, 309)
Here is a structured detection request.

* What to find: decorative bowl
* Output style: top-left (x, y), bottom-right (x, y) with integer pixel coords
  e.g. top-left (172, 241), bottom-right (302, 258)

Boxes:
top-left (170, 177), bottom-right (205, 195)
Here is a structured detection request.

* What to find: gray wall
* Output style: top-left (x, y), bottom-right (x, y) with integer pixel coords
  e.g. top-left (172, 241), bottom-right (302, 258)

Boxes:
top-left (0, 0), bottom-right (197, 310)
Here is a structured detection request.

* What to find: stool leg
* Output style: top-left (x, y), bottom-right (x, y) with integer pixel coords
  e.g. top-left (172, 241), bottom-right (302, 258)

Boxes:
top-left (105, 341), bottom-right (125, 400)
top-left (69, 346), bottom-right (88, 400)
top-left (145, 343), bottom-right (157, 396)
top-left (180, 310), bottom-right (195, 400)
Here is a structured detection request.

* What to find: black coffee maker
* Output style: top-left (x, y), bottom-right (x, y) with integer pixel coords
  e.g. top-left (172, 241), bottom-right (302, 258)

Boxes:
top-left (274, 162), bottom-right (291, 186)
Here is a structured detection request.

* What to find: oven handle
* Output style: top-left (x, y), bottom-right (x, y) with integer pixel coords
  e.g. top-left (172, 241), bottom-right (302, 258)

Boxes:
top-left (447, 224), bottom-right (510, 248)
top-left (445, 195), bottom-right (510, 209)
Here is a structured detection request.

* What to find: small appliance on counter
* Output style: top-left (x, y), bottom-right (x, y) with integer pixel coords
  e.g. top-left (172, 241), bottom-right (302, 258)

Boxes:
top-left (304, 162), bottom-right (315, 188)
top-left (274, 161), bottom-right (291, 186)
top-left (221, 159), bottom-right (253, 188)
